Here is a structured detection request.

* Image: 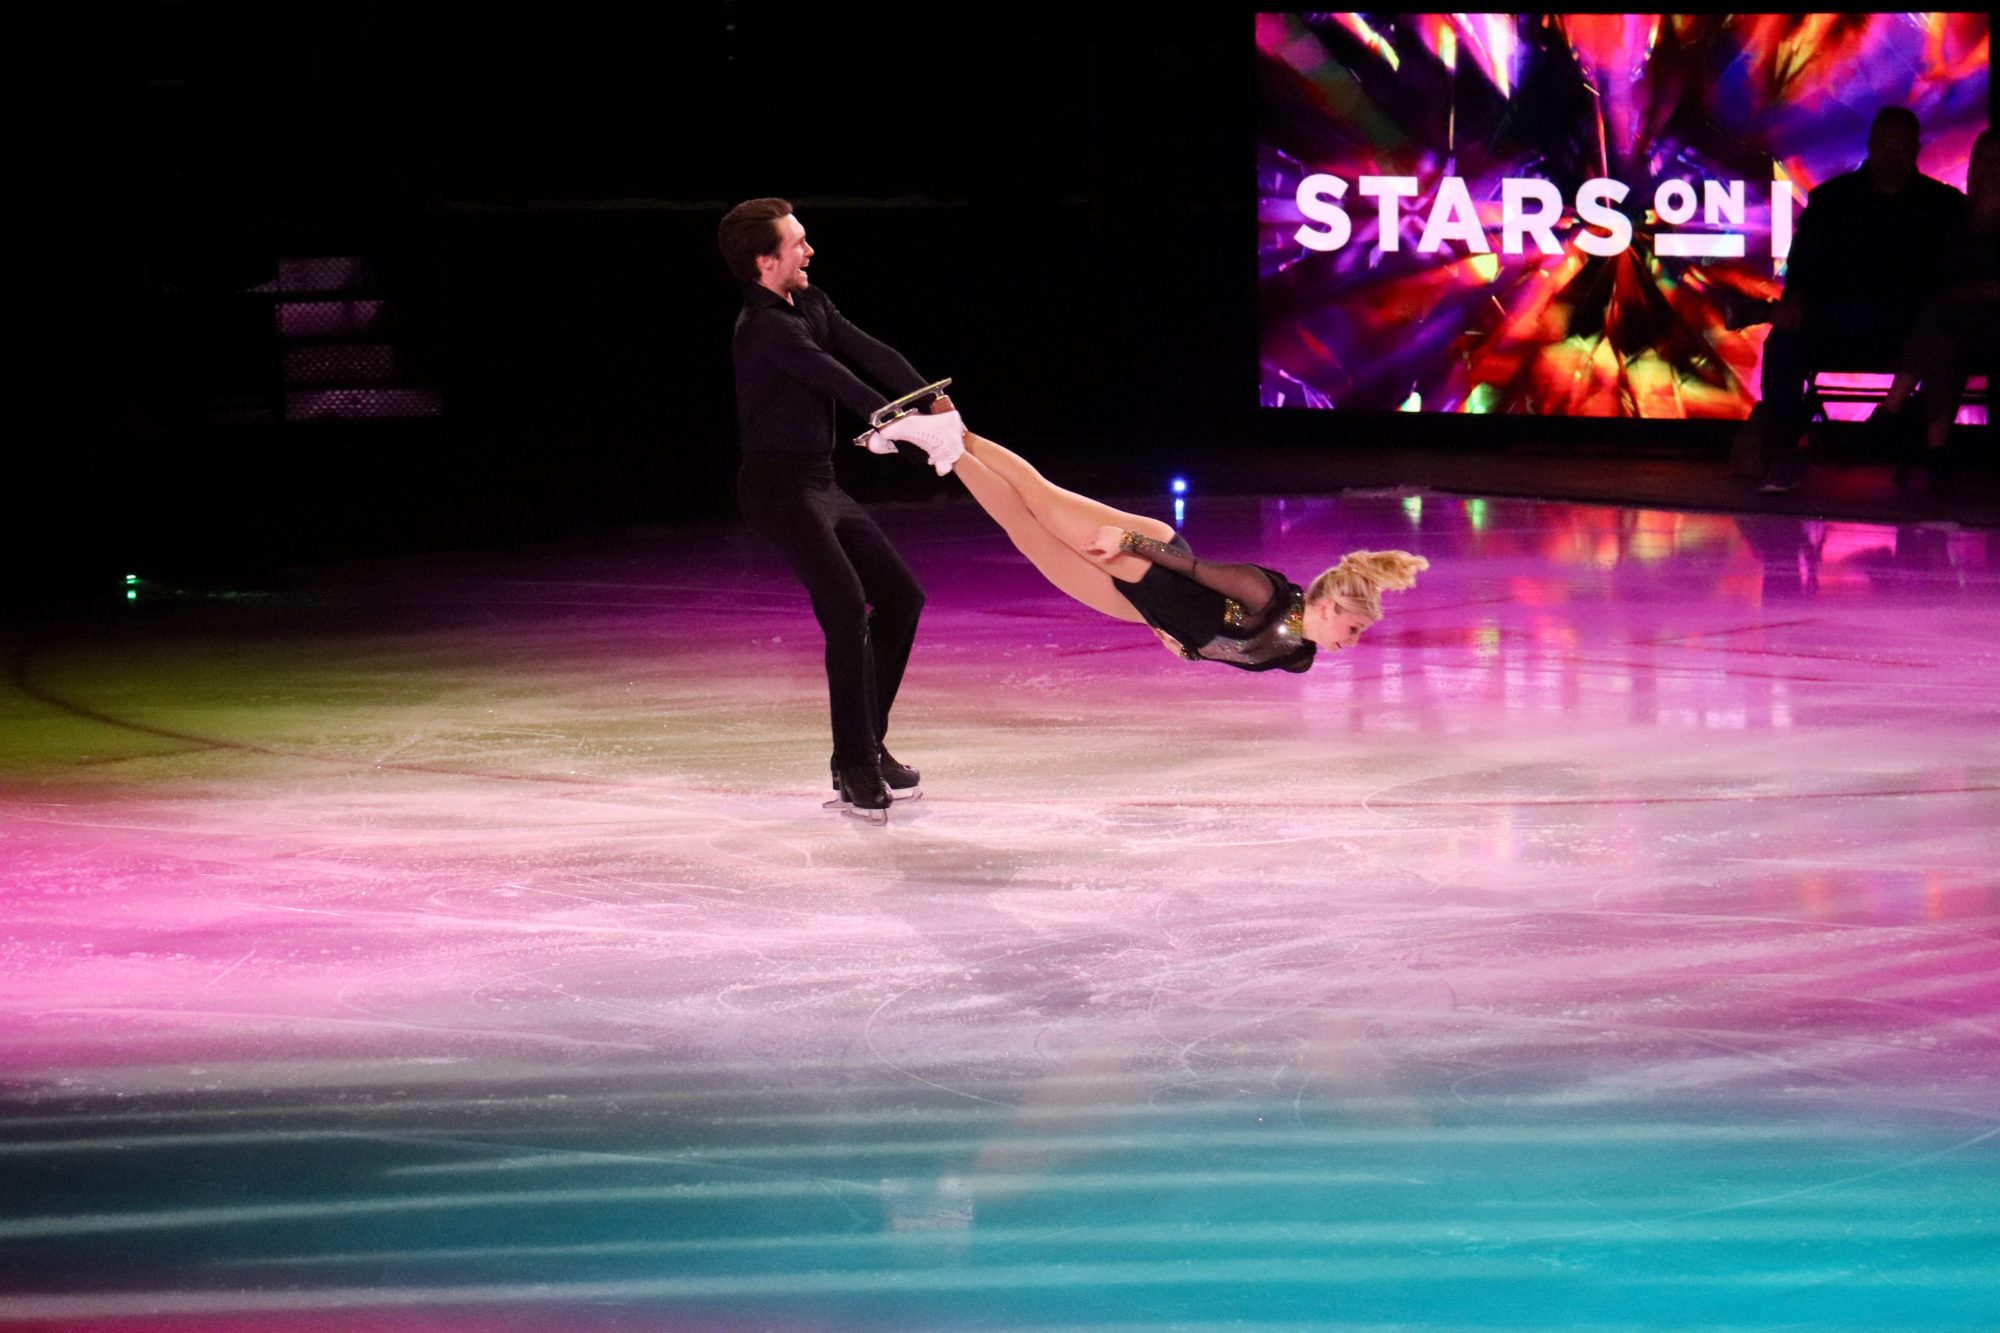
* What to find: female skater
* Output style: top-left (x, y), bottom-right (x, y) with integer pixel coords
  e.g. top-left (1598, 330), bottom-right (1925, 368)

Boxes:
top-left (872, 405), bottom-right (1428, 671)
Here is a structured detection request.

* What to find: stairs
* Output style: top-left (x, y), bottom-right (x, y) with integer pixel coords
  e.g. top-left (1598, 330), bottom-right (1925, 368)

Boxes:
top-left (206, 255), bottom-right (441, 425)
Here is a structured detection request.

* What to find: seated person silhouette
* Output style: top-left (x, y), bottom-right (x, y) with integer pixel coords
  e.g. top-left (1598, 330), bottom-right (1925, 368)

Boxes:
top-left (1756, 106), bottom-right (1967, 492)
top-left (1871, 127), bottom-right (2000, 490)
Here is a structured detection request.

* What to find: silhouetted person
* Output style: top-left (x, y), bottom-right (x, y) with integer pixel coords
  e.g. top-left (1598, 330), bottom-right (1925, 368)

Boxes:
top-left (1872, 128), bottom-right (2000, 489)
top-left (1757, 107), bottom-right (1966, 492)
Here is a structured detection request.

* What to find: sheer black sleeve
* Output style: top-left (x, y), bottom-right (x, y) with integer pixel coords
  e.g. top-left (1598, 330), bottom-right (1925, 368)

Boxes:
top-left (1118, 532), bottom-right (1282, 617)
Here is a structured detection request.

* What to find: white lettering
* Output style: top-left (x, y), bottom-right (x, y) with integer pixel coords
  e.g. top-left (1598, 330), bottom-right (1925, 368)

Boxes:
top-left (1657, 233), bottom-right (1746, 259)
top-left (1574, 178), bottom-right (1633, 256)
top-left (1654, 180), bottom-right (1697, 225)
top-left (1417, 176), bottom-right (1491, 254)
top-left (1703, 178), bottom-right (1745, 227)
top-left (1500, 179), bottom-right (1564, 255)
top-left (1288, 173), bottom-right (1784, 260)
top-left (1293, 173), bottom-right (1351, 252)
top-left (1356, 175), bottom-right (1419, 251)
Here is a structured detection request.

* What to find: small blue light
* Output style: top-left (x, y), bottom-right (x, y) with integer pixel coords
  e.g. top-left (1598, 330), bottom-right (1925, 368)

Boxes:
top-left (1170, 477), bottom-right (1189, 496)
top-left (1173, 497), bottom-right (1186, 526)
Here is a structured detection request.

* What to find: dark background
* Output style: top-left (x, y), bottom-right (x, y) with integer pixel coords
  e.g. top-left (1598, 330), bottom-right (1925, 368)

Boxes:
top-left (13, 3), bottom-right (1990, 597)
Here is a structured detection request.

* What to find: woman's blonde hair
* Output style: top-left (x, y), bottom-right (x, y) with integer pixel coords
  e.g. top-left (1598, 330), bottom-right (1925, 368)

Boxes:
top-left (1304, 549), bottom-right (1429, 623)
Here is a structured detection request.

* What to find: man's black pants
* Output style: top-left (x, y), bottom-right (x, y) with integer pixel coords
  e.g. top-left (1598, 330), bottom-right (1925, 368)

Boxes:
top-left (1758, 301), bottom-right (1918, 483)
top-left (738, 459), bottom-right (924, 771)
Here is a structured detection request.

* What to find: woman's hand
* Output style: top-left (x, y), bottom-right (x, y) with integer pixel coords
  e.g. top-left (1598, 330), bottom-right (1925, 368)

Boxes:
top-left (1081, 524), bottom-right (1126, 561)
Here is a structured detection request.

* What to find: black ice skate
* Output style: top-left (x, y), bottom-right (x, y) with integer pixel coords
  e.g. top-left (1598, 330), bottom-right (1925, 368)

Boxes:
top-left (831, 753), bottom-right (921, 802)
top-left (824, 764), bottom-right (893, 825)
top-left (878, 750), bottom-right (922, 801)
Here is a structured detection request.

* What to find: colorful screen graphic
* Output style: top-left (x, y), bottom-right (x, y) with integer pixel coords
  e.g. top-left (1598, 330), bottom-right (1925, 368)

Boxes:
top-left (1257, 13), bottom-right (1991, 417)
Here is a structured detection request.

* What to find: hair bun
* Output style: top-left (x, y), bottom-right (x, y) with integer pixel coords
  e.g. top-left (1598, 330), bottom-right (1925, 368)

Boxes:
top-left (1338, 550), bottom-right (1429, 592)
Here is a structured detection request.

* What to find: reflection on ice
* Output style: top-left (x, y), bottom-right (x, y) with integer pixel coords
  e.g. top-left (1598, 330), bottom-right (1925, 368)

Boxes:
top-left (2, 492), bottom-right (1997, 1326)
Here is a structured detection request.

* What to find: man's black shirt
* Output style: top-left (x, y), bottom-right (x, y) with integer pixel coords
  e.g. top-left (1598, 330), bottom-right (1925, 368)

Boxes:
top-left (732, 283), bottom-right (928, 459)
top-left (1784, 169), bottom-right (1966, 311)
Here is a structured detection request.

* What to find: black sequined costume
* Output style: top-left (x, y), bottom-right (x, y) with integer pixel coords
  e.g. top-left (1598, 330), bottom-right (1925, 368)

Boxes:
top-left (1113, 533), bottom-right (1316, 673)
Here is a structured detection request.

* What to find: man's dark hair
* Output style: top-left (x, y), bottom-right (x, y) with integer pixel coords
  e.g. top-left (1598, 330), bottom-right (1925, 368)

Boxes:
top-left (718, 198), bottom-right (794, 283)
top-left (1871, 106), bottom-right (1920, 139)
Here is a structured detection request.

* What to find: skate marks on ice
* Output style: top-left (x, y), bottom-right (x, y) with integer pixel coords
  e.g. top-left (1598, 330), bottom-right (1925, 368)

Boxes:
top-left (2, 497), bottom-right (1998, 1326)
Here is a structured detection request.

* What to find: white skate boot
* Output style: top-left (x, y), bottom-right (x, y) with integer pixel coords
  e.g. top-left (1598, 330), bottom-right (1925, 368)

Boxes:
top-left (852, 379), bottom-right (953, 451)
top-left (875, 409), bottom-right (966, 475)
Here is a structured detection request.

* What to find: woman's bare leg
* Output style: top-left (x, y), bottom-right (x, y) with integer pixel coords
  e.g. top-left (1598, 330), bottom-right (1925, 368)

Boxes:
top-left (962, 433), bottom-right (1174, 583)
top-left (953, 450), bottom-right (1148, 623)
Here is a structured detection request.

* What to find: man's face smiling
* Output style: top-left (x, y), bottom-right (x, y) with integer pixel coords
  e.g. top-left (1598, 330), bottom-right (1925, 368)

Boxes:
top-left (758, 213), bottom-right (814, 301)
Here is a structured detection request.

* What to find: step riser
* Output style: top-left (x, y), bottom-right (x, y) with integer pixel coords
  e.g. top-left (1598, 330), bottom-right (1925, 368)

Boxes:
top-left (284, 345), bottom-right (402, 384)
top-left (286, 388), bottom-right (443, 421)
top-left (277, 300), bottom-right (387, 339)
top-left (252, 257), bottom-right (378, 296)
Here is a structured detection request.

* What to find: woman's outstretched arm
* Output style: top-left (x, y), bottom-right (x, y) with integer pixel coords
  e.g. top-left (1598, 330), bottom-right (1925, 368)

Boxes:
top-left (1081, 527), bottom-right (1282, 615)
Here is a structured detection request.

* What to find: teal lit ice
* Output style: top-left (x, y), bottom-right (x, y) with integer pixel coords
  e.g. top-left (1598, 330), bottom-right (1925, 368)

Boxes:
top-left (3, 492), bottom-right (1997, 1327)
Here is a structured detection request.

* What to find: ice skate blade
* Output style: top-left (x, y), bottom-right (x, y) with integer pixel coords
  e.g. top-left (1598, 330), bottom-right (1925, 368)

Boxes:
top-left (851, 377), bottom-right (953, 448)
top-left (822, 796), bottom-right (890, 825)
top-left (888, 785), bottom-right (922, 802)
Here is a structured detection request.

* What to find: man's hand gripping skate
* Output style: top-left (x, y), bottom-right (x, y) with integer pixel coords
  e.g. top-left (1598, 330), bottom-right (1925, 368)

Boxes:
top-left (865, 396), bottom-right (966, 476)
top-left (854, 379), bottom-right (963, 474)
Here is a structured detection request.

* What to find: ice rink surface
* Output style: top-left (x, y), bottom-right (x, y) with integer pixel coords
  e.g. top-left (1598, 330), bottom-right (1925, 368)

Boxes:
top-left (3, 490), bottom-right (1998, 1328)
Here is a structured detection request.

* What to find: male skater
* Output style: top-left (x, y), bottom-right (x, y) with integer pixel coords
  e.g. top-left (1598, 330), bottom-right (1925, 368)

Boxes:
top-left (718, 197), bottom-right (947, 823)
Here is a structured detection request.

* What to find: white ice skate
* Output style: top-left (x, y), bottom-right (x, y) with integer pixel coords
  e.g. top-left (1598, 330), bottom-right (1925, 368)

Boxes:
top-left (852, 379), bottom-right (953, 451)
top-left (875, 409), bottom-right (966, 476)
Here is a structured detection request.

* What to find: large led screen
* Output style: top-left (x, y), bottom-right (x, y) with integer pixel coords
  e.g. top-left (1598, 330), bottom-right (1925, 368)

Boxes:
top-left (1257, 13), bottom-right (1990, 417)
